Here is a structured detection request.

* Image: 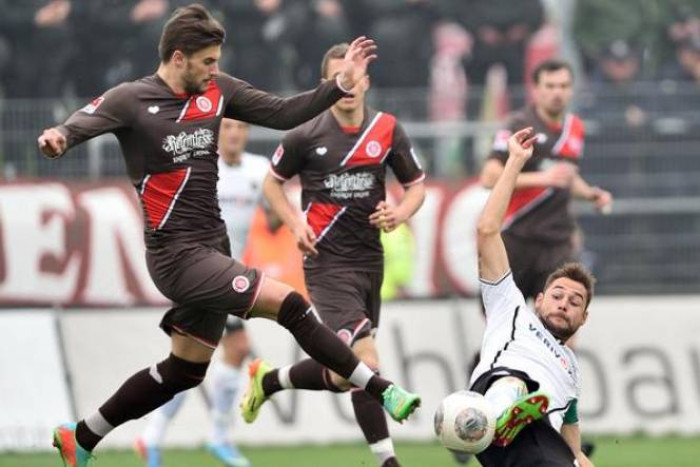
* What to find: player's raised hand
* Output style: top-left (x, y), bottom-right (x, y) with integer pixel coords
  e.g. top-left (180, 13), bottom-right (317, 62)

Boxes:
top-left (337, 36), bottom-right (377, 92)
top-left (292, 222), bottom-right (319, 256)
top-left (507, 127), bottom-right (537, 163)
top-left (37, 128), bottom-right (67, 159)
top-left (369, 201), bottom-right (403, 233)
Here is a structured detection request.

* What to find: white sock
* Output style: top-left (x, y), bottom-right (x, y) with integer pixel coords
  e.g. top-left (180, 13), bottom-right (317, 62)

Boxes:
top-left (278, 365), bottom-right (294, 389)
top-left (207, 362), bottom-right (242, 445)
top-left (348, 363), bottom-right (375, 390)
top-left (140, 391), bottom-right (187, 446)
top-left (369, 437), bottom-right (395, 466)
top-left (484, 377), bottom-right (527, 418)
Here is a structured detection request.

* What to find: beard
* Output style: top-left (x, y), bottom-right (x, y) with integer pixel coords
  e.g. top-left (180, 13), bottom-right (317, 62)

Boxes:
top-left (183, 68), bottom-right (208, 95)
top-left (540, 313), bottom-right (576, 341)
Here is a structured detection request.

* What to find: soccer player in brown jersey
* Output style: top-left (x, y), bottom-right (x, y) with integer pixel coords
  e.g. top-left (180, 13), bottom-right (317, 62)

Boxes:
top-left (37, 5), bottom-right (419, 466)
top-left (480, 59), bottom-right (613, 302)
top-left (252, 43), bottom-right (426, 467)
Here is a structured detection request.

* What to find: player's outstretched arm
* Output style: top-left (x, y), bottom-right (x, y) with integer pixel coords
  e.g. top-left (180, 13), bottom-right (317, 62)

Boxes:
top-left (561, 423), bottom-right (595, 467)
top-left (477, 128), bottom-right (537, 282)
top-left (262, 173), bottom-right (318, 256)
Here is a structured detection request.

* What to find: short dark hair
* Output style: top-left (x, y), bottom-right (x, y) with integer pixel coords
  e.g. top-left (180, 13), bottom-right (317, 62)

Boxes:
top-left (321, 43), bottom-right (349, 79)
top-left (532, 59), bottom-right (574, 84)
top-left (158, 4), bottom-right (225, 63)
top-left (544, 263), bottom-right (596, 309)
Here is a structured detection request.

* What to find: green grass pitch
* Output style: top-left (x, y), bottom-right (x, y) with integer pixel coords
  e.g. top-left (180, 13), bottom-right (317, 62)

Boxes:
top-left (1, 437), bottom-right (698, 466)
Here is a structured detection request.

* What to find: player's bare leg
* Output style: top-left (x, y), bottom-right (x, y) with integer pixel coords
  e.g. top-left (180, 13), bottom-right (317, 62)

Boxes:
top-left (240, 278), bottom-right (420, 425)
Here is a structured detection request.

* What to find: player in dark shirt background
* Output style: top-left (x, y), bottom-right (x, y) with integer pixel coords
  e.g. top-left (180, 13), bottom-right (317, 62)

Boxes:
top-left (38, 5), bottom-right (420, 466)
top-left (480, 59), bottom-right (613, 302)
top-left (251, 43), bottom-right (425, 467)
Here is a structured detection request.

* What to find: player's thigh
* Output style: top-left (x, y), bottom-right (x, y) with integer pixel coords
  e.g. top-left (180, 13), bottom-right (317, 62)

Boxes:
top-left (248, 277), bottom-right (295, 321)
top-left (351, 335), bottom-right (379, 370)
top-left (171, 331), bottom-right (215, 363)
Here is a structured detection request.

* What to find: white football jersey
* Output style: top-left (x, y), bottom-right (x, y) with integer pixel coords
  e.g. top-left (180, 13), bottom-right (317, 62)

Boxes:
top-left (470, 272), bottom-right (582, 432)
top-left (217, 152), bottom-right (269, 258)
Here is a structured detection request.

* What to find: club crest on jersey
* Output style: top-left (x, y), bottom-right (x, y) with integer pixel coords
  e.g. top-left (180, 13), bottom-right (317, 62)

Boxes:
top-left (195, 96), bottom-right (213, 113)
top-left (81, 96), bottom-right (105, 115)
top-left (272, 144), bottom-right (284, 165)
top-left (366, 140), bottom-right (382, 158)
top-left (232, 275), bottom-right (250, 293)
top-left (316, 146), bottom-right (328, 156)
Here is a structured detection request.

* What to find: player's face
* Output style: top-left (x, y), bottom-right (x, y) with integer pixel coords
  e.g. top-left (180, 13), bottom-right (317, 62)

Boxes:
top-left (534, 69), bottom-right (573, 118)
top-left (325, 58), bottom-right (369, 112)
top-left (535, 277), bottom-right (589, 341)
top-left (181, 45), bottom-right (221, 94)
top-left (219, 119), bottom-right (250, 162)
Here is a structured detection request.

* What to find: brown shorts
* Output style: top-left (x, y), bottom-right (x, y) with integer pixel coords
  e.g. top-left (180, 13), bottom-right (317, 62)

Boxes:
top-left (305, 269), bottom-right (383, 346)
top-left (146, 235), bottom-right (263, 349)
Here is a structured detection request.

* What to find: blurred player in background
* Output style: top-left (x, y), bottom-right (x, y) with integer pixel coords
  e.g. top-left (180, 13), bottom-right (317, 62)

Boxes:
top-left (480, 59), bottom-right (612, 303)
top-left (37, 5), bottom-right (419, 467)
top-left (216, 119), bottom-right (269, 258)
top-left (136, 318), bottom-right (251, 467)
top-left (135, 119), bottom-right (265, 467)
top-left (474, 127), bottom-right (594, 467)
top-left (255, 43), bottom-right (426, 467)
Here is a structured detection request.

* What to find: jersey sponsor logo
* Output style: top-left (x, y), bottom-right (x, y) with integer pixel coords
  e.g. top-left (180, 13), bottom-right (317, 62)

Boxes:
top-left (315, 146), bottom-right (328, 156)
top-left (366, 140), bottom-right (382, 158)
top-left (272, 144), bottom-right (284, 166)
top-left (195, 96), bottom-right (213, 113)
top-left (148, 105), bottom-right (160, 115)
top-left (81, 96), bottom-right (105, 115)
top-left (162, 128), bottom-right (215, 163)
top-left (527, 322), bottom-right (575, 378)
top-left (232, 275), bottom-right (250, 293)
top-left (323, 172), bottom-right (375, 199)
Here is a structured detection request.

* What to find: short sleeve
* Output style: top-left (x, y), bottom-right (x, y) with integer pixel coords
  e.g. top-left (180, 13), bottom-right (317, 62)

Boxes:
top-left (268, 132), bottom-right (304, 181)
top-left (58, 83), bottom-right (134, 150)
top-left (480, 271), bottom-right (527, 321)
top-left (563, 398), bottom-right (579, 424)
top-left (488, 115), bottom-right (525, 164)
top-left (387, 122), bottom-right (425, 186)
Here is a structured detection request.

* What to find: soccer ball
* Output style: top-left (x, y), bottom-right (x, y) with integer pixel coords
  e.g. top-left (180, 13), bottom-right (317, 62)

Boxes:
top-left (434, 390), bottom-right (496, 454)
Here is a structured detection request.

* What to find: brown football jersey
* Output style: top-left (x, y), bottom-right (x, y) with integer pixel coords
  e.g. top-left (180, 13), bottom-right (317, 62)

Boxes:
top-left (489, 106), bottom-right (586, 243)
top-left (57, 73), bottom-right (344, 249)
top-left (270, 108), bottom-right (425, 272)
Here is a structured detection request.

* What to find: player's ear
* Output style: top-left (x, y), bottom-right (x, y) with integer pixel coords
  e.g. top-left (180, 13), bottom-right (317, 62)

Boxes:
top-left (535, 292), bottom-right (545, 308)
top-left (172, 50), bottom-right (186, 68)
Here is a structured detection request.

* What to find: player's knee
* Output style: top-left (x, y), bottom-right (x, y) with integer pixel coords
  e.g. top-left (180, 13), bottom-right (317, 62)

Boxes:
top-left (277, 291), bottom-right (315, 330)
top-left (329, 370), bottom-right (353, 392)
top-left (152, 353), bottom-right (210, 393)
top-left (491, 376), bottom-right (528, 394)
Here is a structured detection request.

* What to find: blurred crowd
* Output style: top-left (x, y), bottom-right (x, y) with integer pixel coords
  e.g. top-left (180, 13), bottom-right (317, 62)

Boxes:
top-left (0, 1), bottom-right (698, 102)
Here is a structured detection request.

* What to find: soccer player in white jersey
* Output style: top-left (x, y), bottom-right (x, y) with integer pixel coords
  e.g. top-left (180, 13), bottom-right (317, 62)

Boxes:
top-left (472, 127), bottom-right (595, 467)
top-left (217, 119), bottom-right (270, 258)
top-left (135, 119), bottom-right (265, 467)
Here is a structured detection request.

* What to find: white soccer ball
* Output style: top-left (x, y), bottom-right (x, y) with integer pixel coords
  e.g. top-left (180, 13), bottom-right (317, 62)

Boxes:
top-left (434, 390), bottom-right (496, 454)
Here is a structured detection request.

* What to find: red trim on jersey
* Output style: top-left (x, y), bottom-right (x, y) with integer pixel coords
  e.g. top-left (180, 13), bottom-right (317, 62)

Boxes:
top-left (268, 165), bottom-right (289, 181)
top-left (403, 172), bottom-right (426, 187)
top-left (551, 114), bottom-right (585, 160)
top-left (502, 187), bottom-right (554, 231)
top-left (305, 202), bottom-right (347, 241)
top-left (340, 112), bottom-right (397, 167)
top-left (177, 81), bottom-right (223, 122)
top-left (342, 125), bottom-right (360, 134)
top-left (141, 168), bottom-right (191, 230)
